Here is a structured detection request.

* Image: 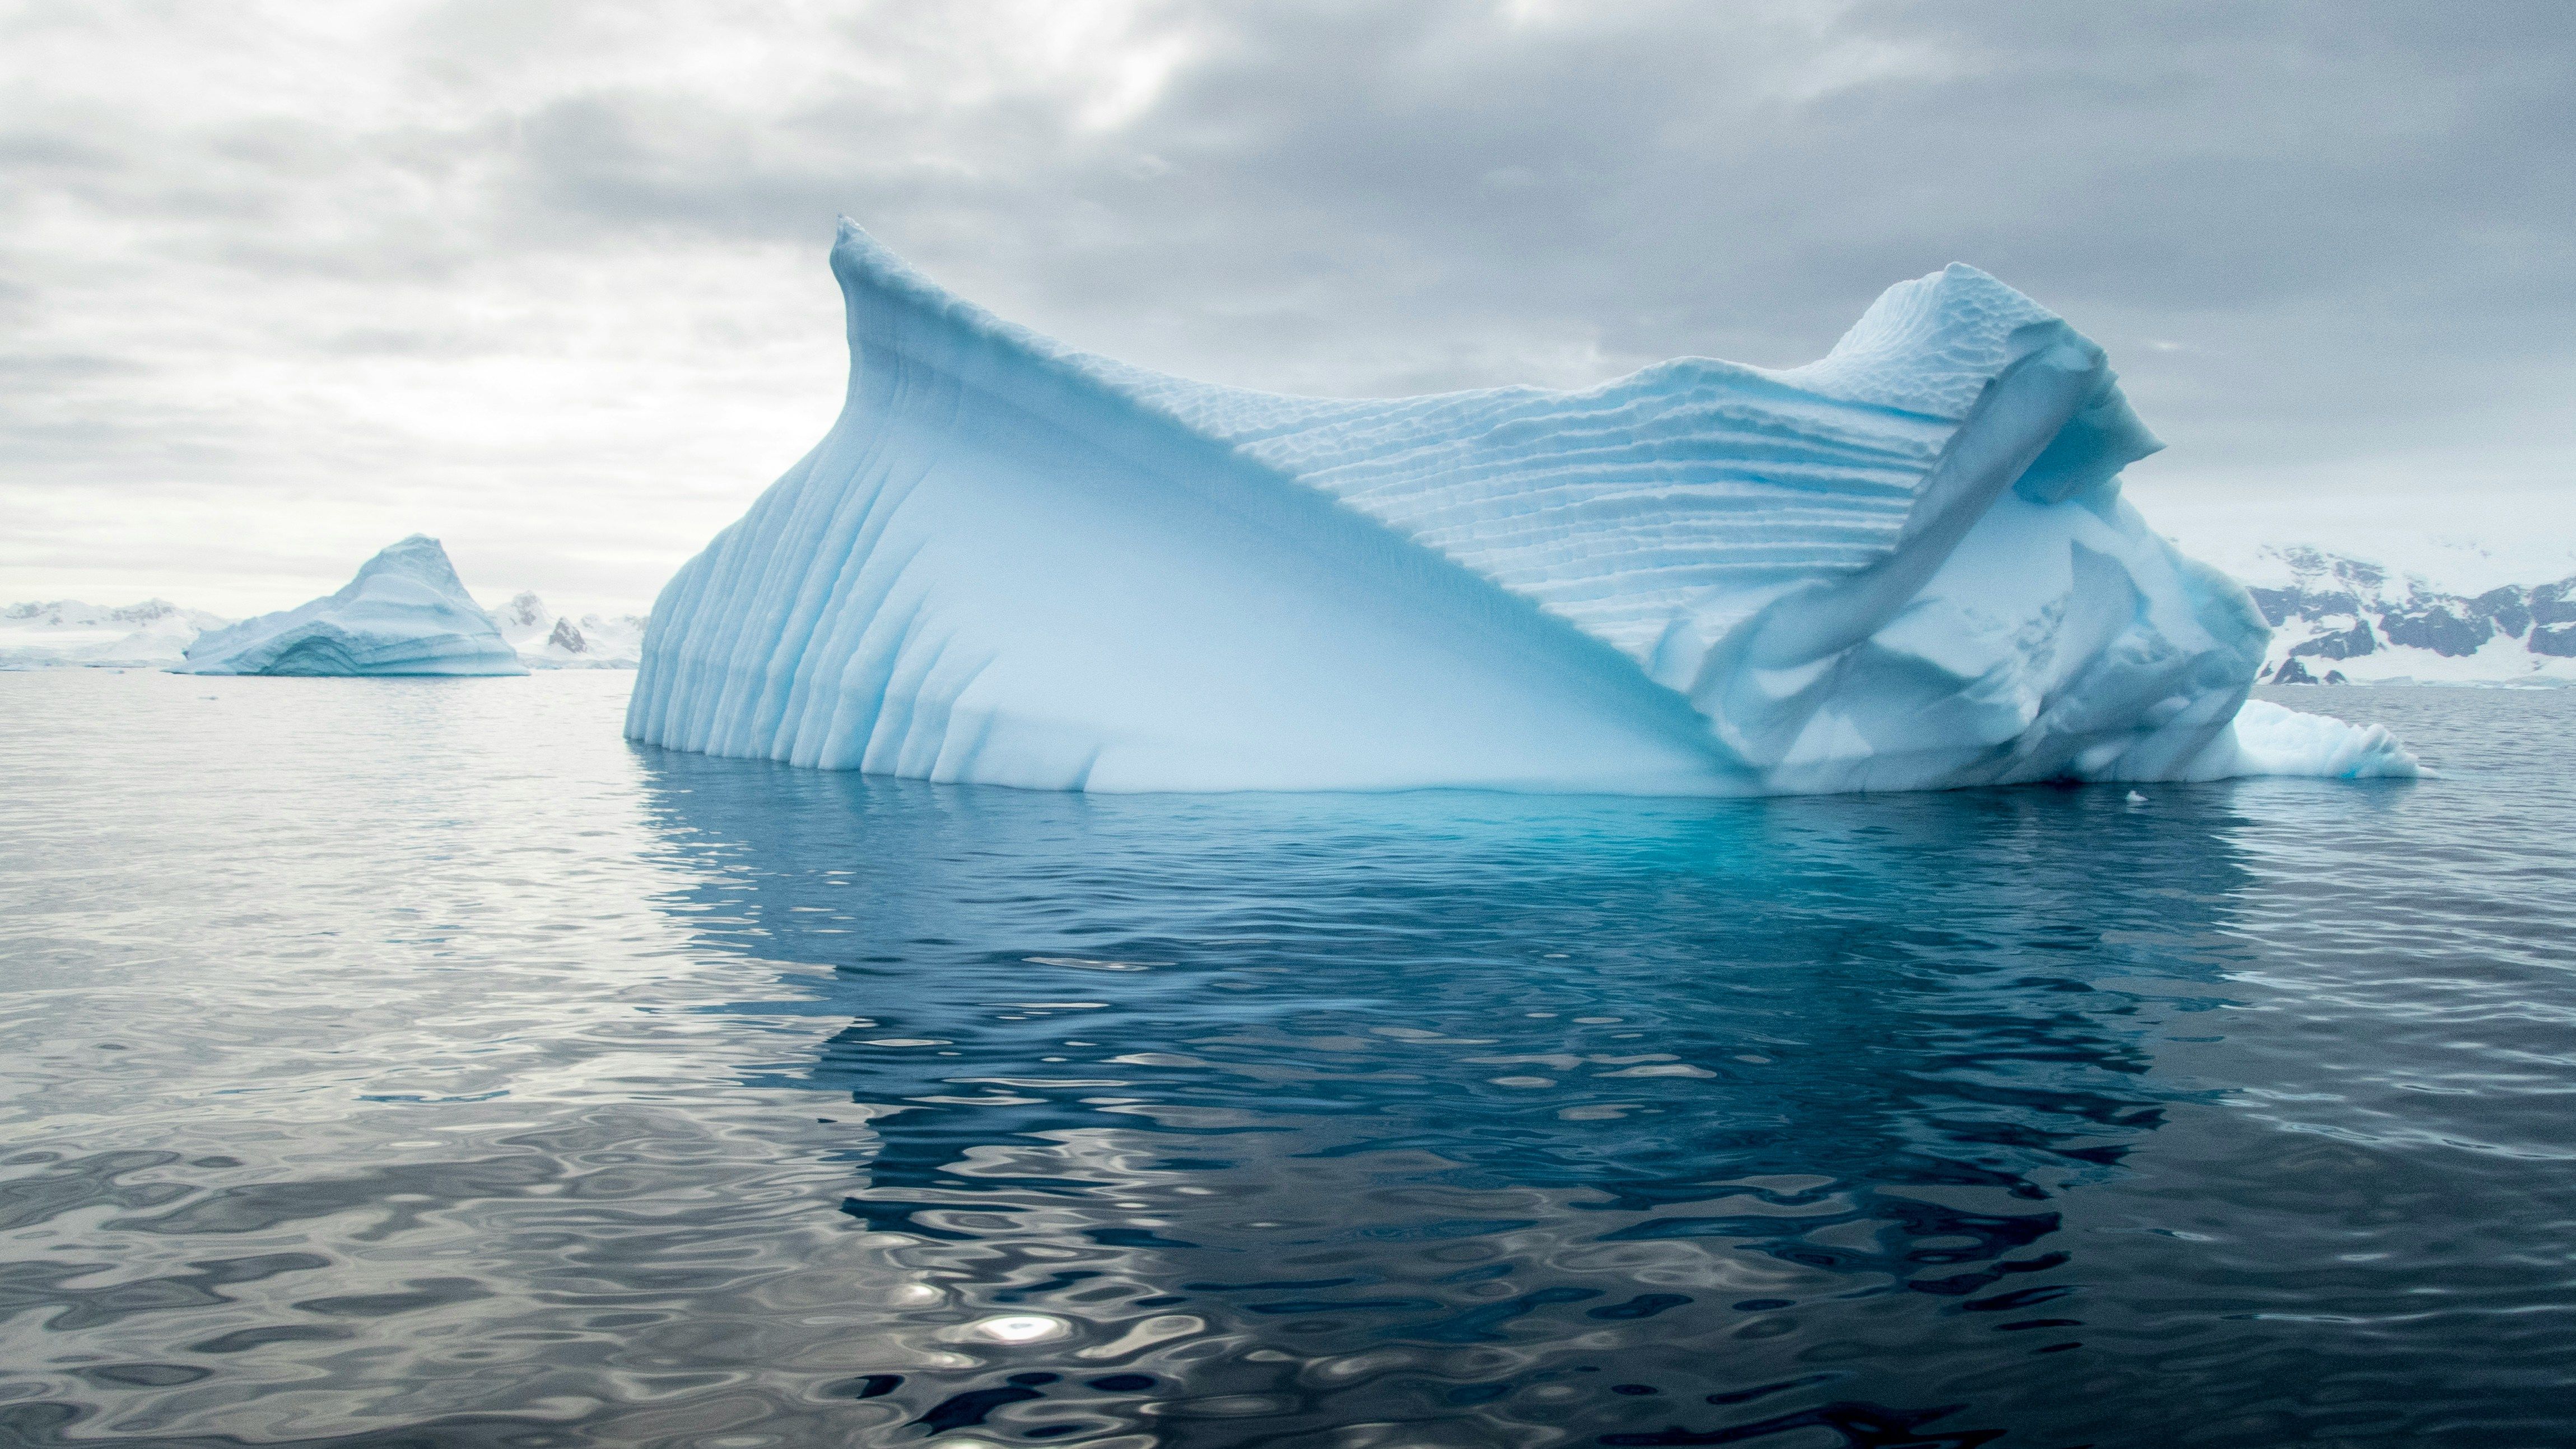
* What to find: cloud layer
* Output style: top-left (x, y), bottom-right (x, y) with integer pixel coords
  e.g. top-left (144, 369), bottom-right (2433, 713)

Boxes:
top-left (5, 0), bottom-right (2572, 611)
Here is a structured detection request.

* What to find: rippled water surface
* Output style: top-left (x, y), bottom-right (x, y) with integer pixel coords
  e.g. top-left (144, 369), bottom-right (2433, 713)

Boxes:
top-left (4, 672), bottom-right (2573, 1447)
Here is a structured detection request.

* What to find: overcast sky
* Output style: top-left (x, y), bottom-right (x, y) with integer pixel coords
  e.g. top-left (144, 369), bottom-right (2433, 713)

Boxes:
top-left (5, 0), bottom-right (2572, 614)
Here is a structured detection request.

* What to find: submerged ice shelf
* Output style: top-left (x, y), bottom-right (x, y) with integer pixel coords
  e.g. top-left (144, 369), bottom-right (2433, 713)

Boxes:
top-left (177, 535), bottom-right (524, 677)
top-left (627, 221), bottom-right (2415, 794)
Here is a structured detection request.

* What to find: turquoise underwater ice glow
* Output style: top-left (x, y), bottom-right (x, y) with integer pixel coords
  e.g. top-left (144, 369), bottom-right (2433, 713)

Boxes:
top-left (627, 221), bottom-right (2412, 793)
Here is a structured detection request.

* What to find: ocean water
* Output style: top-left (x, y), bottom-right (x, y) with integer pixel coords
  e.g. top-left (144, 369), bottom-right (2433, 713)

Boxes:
top-left (2, 672), bottom-right (2571, 1448)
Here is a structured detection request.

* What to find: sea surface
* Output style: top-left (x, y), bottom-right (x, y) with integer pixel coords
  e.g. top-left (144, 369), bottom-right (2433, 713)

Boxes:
top-left (3, 672), bottom-right (2572, 1447)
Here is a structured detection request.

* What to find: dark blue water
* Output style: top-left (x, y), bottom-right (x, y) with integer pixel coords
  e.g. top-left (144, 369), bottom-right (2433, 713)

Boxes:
top-left (3, 673), bottom-right (2572, 1446)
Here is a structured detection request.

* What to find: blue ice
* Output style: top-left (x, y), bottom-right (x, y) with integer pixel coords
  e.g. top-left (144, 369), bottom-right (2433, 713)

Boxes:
top-left (176, 534), bottom-right (524, 677)
top-left (626, 221), bottom-right (2414, 793)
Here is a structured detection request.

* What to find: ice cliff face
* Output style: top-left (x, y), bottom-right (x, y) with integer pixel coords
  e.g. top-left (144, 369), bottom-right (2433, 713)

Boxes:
top-left (627, 220), bottom-right (2415, 793)
top-left (176, 535), bottom-right (524, 677)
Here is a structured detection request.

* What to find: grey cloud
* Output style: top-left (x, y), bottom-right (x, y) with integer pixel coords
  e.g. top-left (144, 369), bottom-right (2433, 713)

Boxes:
top-left (1, 0), bottom-right (2570, 612)
top-left (0, 351), bottom-right (140, 384)
top-left (477, 0), bottom-right (2574, 409)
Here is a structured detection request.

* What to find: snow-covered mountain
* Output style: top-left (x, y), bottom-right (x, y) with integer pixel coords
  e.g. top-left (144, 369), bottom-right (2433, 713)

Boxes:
top-left (2240, 546), bottom-right (2576, 685)
top-left (486, 591), bottom-right (648, 669)
top-left (0, 599), bottom-right (232, 669)
top-left (3, 588), bottom-right (646, 671)
top-left (14, 543), bottom-right (2565, 688)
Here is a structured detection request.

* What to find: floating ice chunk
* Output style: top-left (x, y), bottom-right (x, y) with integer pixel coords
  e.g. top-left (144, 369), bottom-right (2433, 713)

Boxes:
top-left (176, 535), bottom-right (524, 677)
top-left (2213, 699), bottom-right (2419, 780)
top-left (627, 220), bottom-right (2413, 794)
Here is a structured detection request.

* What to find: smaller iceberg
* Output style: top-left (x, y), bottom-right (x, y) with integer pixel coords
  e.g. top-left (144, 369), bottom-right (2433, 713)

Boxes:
top-left (175, 535), bottom-right (525, 677)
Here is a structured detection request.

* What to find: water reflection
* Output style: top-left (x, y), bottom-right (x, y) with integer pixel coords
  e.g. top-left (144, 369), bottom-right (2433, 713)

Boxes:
top-left (640, 757), bottom-right (2258, 1444)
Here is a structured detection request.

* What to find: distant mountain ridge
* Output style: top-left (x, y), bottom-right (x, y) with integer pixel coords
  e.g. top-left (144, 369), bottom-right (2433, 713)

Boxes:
top-left (2243, 546), bottom-right (2576, 686)
top-left (0, 598), bottom-right (234, 668)
top-left (2, 599), bottom-right (230, 632)
top-left (8, 547), bottom-right (2564, 684)
top-left (3, 592), bottom-right (646, 670)
top-left (486, 591), bottom-right (648, 669)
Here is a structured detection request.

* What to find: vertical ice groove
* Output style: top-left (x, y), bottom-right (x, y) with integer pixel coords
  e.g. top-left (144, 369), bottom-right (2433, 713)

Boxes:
top-left (775, 444), bottom-right (936, 758)
top-left (750, 412), bottom-right (901, 753)
top-left (859, 618), bottom-right (957, 776)
top-left (625, 221), bottom-right (2418, 792)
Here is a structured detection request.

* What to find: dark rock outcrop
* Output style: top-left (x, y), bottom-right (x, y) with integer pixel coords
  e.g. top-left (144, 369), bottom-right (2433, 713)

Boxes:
top-left (2378, 604), bottom-right (2493, 658)
top-left (2532, 625), bottom-right (2576, 658)
top-left (2290, 621), bottom-right (2377, 660)
top-left (2532, 581), bottom-right (2576, 628)
top-left (2475, 587), bottom-right (2532, 637)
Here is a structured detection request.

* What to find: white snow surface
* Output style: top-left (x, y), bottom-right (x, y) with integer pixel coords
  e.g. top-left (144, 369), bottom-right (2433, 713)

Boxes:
top-left (175, 535), bottom-right (525, 677)
top-left (626, 220), bottom-right (2416, 794)
top-left (0, 599), bottom-right (231, 669)
top-left (487, 591), bottom-right (648, 669)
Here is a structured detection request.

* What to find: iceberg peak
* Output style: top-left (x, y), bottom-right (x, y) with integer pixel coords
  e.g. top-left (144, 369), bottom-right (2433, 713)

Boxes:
top-left (351, 532), bottom-right (474, 593)
top-left (626, 222), bottom-right (2414, 793)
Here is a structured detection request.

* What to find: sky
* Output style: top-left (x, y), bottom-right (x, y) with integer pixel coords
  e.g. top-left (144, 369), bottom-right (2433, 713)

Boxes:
top-left (4, 0), bottom-right (2573, 616)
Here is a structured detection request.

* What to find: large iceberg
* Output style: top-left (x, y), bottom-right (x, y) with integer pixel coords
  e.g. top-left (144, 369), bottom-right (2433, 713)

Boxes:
top-left (176, 534), bottom-right (525, 677)
top-left (627, 220), bottom-right (2415, 793)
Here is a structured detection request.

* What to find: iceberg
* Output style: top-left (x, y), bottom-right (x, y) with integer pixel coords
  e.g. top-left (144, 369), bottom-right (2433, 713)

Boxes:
top-left (627, 220), bottom-right (2415, 793)
top-left (176, 535), bottom-right (525, 677)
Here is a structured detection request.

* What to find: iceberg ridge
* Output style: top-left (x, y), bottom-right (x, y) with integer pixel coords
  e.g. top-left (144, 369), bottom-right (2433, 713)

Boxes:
top-left (627, 220), bottom-right (2415, 793)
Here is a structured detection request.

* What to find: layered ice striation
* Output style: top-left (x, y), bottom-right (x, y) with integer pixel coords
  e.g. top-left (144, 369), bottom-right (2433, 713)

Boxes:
top-left (628, 220), bottom-right (2415, 793)
top-left (177, 535), bottom-right (525, 677)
